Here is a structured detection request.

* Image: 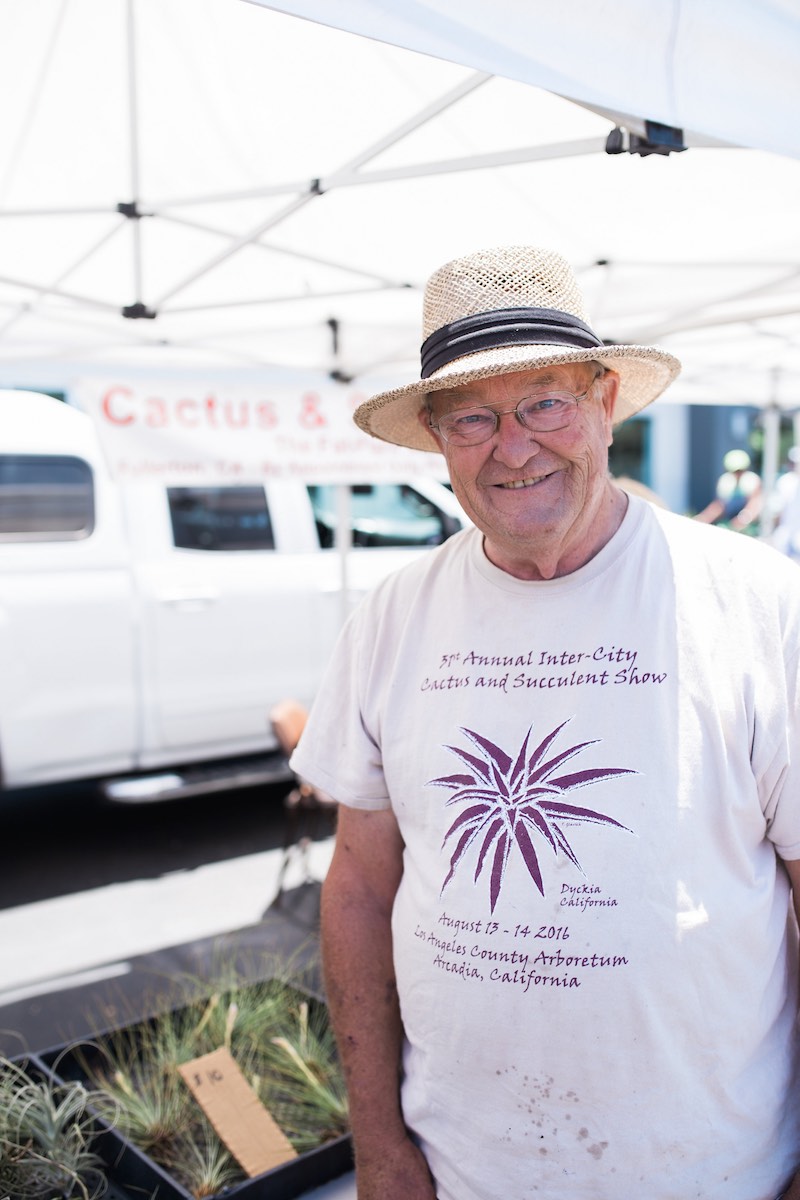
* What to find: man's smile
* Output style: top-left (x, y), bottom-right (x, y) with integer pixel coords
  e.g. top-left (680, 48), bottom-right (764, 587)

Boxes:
top-left (496, 472), bottom-right (555, 490)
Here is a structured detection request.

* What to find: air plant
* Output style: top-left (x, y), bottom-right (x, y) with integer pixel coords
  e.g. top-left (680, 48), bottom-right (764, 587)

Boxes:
top-left (267, 1001), bottom-right (349, 1151)
top-left (163, 1131), bottom-right (240, 1200)
top-left (0, 1055), bottom-right (110, 1200)
top-left (87, 1051), bottom-right (189, 1154)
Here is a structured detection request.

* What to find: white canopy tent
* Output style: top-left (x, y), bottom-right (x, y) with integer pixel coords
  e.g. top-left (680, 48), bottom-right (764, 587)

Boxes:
top-left (0, 0), bottom-right (799, 497)
top-left (253, 0), bottom-right (800, 160)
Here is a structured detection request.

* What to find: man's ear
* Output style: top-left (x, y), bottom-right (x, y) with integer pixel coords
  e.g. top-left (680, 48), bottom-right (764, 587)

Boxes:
top-left (599, 370), bottom-right (620, 445)
top-left (417, 402), bottom-right (441, 449)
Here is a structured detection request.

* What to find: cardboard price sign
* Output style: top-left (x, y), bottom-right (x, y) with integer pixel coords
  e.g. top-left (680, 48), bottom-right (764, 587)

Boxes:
top-left (179, 1047), bottom-right (297, 1176)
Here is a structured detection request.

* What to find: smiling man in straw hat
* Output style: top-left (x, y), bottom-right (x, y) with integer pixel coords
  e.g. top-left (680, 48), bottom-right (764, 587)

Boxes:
top-left (292, 246), bottom-right (800, 1200)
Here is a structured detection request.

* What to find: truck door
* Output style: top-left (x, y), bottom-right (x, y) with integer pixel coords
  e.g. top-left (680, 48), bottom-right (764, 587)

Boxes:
top-left (131, 482), bottom-right (320, 764)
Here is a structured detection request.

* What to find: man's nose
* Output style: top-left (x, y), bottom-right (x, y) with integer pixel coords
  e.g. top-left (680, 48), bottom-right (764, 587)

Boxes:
top-left (492, 408), bottom-right (541, 466)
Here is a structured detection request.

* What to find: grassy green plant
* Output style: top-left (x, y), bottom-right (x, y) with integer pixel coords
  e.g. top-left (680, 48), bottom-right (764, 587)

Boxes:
top-left (0, 1055), bottom-right (110, 1200)
top-left (164, 1130), bottom-right (240, 1200)
top-left (266, 1000), bottom-right (348, 1150)
top-left (89, 1047), bottom-right (189, 1153)
top-left (70, 959), bottom-right (349, 1199)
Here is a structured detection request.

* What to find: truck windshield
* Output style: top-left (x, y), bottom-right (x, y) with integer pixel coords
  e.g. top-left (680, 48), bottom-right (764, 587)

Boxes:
top-left (308, 483), bottom-right (458, 548)
top-left (167, 486), bottom-right (275, 551)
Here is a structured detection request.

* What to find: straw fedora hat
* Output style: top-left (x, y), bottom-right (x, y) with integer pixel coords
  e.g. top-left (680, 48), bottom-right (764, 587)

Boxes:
top-left (354, 245), bottom-right (681, 452)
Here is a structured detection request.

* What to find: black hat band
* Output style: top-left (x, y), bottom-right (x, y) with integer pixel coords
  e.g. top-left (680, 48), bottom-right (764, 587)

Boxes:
top-left (420, 307), bottom-right (604, 379)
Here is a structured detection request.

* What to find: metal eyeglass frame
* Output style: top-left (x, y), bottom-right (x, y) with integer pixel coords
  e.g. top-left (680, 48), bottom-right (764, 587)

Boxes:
top-left (429, 385), bottom-right (594, 447)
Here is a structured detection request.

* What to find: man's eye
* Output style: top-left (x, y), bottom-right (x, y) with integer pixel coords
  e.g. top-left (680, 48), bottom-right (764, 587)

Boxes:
top-left (447, 410), bottom-right (493, 431)
top-left (523, 395), bottom-right (564, 414)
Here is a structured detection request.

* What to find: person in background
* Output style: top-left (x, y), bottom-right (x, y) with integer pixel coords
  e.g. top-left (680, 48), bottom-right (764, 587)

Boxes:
top-left (694, 447), bottom-right (762, 530)
top-left (292, 245), bottom-right (800, 1200)
top-left (772, 446), bottom-right (800, 560)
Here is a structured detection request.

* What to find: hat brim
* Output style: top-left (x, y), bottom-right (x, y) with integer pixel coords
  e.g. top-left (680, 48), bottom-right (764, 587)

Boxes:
top-left (354, 342), bottom-right (681, 452)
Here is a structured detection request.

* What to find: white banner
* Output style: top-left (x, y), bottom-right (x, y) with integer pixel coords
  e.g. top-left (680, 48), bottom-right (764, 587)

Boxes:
top-left (73, 377), bottom-right (445, 484)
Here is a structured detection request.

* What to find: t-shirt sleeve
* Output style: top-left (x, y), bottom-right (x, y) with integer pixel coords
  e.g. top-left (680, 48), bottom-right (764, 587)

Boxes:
top-left (289, 601), bottom-right (391, 811)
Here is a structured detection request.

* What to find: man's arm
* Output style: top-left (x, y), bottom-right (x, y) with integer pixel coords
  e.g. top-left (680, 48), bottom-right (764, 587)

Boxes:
top-left (321, 804), bottom-right (435, 1200)
top-left (731, 482), bottom-right (763, 531)
top-left (694, 497), bottom-right (724, 524)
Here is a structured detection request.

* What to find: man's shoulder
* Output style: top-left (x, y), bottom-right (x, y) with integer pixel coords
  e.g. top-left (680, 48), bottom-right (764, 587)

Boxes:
top-left (648, 504), bottom-right (800, 592)
top-left (370, 525), bottom-right (476, 596)
top-left (344, 526), bottom-right (476, 633)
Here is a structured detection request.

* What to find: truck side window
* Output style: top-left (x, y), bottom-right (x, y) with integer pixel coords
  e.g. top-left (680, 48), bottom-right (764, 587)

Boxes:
top-left (167, 486), bottom-right (275, 551)
top-left (0, 454), bottom-right (95, 541)
top-left (308, 483), bottom-right (459, 548)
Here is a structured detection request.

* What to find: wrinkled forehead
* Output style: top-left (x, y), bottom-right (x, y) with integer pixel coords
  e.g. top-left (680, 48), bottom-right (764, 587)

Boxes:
top-left (429, 363), bottom-right (597, 415)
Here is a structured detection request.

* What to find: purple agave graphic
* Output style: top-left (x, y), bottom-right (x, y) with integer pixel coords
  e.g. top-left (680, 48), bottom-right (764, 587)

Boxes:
top-left (428, 719), bottom-right (636, 912)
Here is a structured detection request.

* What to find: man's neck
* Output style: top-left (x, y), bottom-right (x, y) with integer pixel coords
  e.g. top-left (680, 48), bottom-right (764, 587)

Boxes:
top-left (483, 485), bottom-right (629, 581)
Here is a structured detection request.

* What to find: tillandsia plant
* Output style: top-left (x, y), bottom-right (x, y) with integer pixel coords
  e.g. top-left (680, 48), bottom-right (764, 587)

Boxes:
top-left (69, 957), bottom-right (349, 1199)
top-left (0, 1055), bottom-right (110, 1200)
top-left (162, 1130), bottom-right (240, 1200)
top-left (267, 1000), bottom-right (349, 1151)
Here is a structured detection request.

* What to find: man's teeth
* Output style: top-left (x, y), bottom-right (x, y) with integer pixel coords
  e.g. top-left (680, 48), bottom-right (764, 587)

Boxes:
top-left (501, 476), bottom-right (544, 489)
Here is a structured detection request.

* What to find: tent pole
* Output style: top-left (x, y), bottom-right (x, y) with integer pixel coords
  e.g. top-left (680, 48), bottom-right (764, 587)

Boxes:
top-left (335, 485), bottom-right (352, 630)
top-left (761, 379), bottom-right (781, 538)
top-left (126, 0), bottom-right (144, 302)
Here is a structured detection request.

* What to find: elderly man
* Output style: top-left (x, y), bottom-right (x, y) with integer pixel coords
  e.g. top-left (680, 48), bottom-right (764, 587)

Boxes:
top-left (291, 246), bottom-right (800, 1200)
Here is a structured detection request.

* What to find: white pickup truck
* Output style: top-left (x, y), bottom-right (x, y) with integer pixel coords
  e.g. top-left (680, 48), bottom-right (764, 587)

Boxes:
top-left (0, 390), bottom-right (465, 801)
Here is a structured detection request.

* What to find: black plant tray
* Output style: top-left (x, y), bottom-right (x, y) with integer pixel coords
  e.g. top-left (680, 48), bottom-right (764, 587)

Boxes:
top-left (39, 988), bottom-right (354, 1200)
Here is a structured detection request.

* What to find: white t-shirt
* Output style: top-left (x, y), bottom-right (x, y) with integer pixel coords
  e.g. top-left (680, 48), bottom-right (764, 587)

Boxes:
top-left (293, 496), bottom-right (800, 1200)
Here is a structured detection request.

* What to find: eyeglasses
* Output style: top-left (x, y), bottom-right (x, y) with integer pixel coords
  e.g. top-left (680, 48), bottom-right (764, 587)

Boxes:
top-left (429, 387), bottom-right (592, 448)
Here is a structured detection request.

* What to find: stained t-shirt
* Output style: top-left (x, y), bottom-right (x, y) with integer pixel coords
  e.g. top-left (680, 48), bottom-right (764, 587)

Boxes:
top-left (292, 496), bottom-right (800, 1200)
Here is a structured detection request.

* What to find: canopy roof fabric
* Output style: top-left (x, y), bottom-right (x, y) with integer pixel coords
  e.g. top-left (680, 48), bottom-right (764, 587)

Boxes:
top-left (0, 0), bottom-right (798, 412)
top-left (255, 0), bottom-right (800, 161)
